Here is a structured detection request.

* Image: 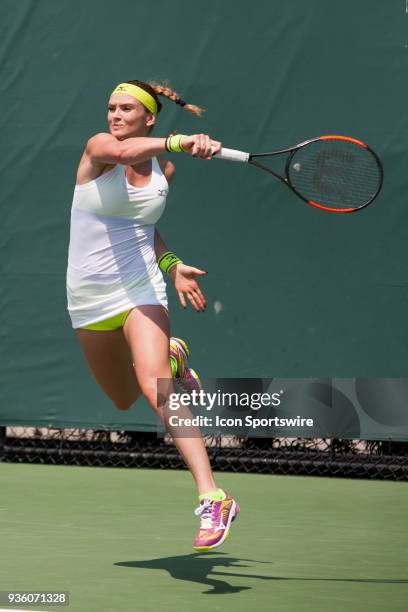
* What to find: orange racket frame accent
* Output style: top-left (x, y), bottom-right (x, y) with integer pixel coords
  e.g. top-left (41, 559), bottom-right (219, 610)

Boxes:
top-left (308, 200), bottom-right (355, 214)
top-left (319, 135), bottom-right (367, 148)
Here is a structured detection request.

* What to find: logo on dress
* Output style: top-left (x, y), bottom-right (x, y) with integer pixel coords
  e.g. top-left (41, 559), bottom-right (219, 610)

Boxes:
top-left (158, 189), bottom-right (168, 196)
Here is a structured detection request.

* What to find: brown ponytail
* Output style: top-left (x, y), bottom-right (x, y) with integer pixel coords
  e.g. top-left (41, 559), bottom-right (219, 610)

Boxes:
top-left (125, 79), bottom-right (204, 117)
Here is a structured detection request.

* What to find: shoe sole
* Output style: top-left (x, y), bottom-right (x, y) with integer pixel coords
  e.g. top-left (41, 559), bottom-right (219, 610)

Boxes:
top-left (193, 500), bottom-right (239, 552)
top-left (170, 338), bottom-right (190, 379)
top-left (171, 337), bottom-right (190, 359)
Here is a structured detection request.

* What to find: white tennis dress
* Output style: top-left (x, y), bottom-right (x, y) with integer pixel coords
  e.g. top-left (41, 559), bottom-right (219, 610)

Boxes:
top-left (66, 157), bottom-right (169, 329)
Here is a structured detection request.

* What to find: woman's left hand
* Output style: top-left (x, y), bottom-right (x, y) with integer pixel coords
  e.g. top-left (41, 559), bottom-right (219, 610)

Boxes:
top-left (169, 263), bottom-right (207, 311)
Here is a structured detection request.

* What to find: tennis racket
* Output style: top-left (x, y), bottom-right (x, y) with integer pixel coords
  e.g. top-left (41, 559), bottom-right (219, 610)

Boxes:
top-left (214, 135), bottom-right (383, 213)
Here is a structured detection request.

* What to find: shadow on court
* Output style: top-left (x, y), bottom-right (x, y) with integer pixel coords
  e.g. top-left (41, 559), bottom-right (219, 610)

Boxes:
top-left (115, 552), bottom-right (271, 594)
top-left (115, 553), bottom-right (408, 595)
top-left (115, 552), bottom-right (408, 595)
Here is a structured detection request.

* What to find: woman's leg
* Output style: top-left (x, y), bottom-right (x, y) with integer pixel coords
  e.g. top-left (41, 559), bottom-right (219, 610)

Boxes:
top-left (123, 305), bottom-right (218, 496)
top-left (75, 327), bottom-right (141, 410)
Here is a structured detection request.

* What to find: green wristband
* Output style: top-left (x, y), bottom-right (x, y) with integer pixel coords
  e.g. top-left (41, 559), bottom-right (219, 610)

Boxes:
top-left (158, 251), bottom-right (183, 274)
top-left (168, 134), bottom-right (187, 153)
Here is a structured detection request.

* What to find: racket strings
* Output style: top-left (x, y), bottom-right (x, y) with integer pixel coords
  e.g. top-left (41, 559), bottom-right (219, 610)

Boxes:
top-left (288, 140), bottom-right (381, 210)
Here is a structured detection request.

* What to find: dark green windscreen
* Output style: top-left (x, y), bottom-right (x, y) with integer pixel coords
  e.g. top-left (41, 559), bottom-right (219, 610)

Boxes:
top-left (0, 0), bottom-right (406, 431)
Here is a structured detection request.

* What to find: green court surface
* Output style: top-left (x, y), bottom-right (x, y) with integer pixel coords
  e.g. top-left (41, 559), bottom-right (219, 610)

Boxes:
top-left (0, 463), bottom-right (407, 612)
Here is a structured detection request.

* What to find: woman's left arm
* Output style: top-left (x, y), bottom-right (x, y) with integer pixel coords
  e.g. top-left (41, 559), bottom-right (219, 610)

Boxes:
top-left (154, 228), bottom-right (207, 312)
top-left (155, 159), bottom-right (207, 312)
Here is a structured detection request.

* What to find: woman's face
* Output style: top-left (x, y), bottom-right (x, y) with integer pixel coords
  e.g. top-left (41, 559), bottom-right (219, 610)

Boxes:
top-left (107, 94), bottom-right (155, 139)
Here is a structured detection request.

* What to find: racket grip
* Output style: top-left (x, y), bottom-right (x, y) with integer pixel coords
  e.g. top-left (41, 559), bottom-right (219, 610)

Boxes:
top-left (214, 147), bottom-right (250, 163)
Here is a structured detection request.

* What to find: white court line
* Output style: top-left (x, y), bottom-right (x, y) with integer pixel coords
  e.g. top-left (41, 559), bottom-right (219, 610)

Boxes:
top-left (0, 609), bottom-right (49, 611)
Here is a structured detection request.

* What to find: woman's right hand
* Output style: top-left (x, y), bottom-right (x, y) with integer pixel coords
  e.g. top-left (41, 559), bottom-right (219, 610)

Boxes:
top-left (180, 134), bottom-right (221, 159)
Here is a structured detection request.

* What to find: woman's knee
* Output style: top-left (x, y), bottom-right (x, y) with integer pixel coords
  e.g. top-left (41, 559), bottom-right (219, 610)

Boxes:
top-left (112, 388), bottom-right (141, 411)
top-left (113, 397), bottom-right (134, 411)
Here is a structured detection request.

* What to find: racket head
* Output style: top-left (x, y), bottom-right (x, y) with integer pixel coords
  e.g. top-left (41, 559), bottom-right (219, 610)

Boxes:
top-left (285, 136), bottom-right (384, 213)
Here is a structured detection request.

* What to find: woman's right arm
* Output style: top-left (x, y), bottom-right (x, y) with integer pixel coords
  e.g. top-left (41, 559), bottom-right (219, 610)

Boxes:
top-left (86, 133), bottom-right (167, 165)
top-left (86, 133), bottom-right (222, 165)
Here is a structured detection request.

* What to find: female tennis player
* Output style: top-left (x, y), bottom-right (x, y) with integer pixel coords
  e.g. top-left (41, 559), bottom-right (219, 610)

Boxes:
top-left (66, 80), bottom-right (239, 550)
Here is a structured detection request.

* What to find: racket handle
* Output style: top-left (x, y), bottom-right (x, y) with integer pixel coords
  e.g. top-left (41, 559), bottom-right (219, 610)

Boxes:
top-left (214, 147), bottom-right (250, 163)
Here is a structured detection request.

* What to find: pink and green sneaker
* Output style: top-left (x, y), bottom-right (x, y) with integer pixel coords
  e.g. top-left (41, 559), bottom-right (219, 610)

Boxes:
top-left (170, 337), bottom-right (202, 393)
top-left (193, 489), bottom-right (240, 551)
